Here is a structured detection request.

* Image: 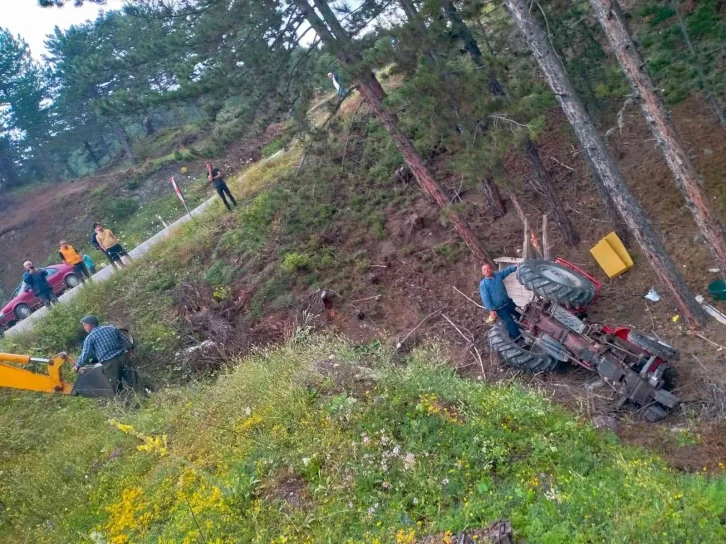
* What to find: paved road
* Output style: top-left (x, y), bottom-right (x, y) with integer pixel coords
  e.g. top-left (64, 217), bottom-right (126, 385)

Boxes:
top-left (3, 149), bottom-right (289, 338)
top-left (3, 194), bottom-right (218, 337)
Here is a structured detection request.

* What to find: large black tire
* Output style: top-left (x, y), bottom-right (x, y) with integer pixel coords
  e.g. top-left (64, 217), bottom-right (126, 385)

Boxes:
top-left (627, 330), bottom-right (680, 361)
top-left (517, 259), bottom-right (596, 308)
top-left (488, 322), bottom-right (562, 373)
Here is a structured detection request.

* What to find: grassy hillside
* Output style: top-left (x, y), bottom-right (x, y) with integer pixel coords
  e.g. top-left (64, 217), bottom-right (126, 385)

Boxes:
top-left (3, 80), bottom-right (726, 542)
top-left (2, 335), bottom-right (725, 544)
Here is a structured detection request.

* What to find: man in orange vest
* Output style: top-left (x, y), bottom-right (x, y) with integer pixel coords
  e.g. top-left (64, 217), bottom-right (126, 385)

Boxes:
top-left (59, 240), bottom-right (92, 284)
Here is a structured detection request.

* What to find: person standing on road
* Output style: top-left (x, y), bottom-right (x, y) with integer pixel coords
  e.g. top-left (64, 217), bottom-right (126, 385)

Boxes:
top-left (206, 161), bottom-right (237, 211)
top-left (22, 261), bottom-right (58, 308)
top-left (83, 253), bottom-right (96, 275)
top-left (58, 240), bottom-right (92, 284)
top-left (95, 223), bottom-right (132, 268)
top-left (479, 263), bottom-right (522, 341)
top-left (73, 315), bottom-right (141, 394)
top-left (90, 222), bottom-right (120, 270)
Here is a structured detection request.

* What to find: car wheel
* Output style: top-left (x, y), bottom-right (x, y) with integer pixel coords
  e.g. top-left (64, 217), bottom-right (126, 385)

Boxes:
top-left (65, 274), bottom-right (80, 288)
top-left (15, 304), bottom-right (31, 320)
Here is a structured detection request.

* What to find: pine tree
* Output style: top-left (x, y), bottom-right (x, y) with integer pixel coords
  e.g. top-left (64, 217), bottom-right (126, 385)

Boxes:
top-left (292, 0), bottom-right (492, 262)
top-left (504, 0), bottom-right (707, 326)
top-left (590, 0), bottom-right (726, 281)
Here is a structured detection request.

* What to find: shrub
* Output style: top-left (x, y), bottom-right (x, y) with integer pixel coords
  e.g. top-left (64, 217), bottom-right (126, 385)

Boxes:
top-left (205, 259), bottom-right (235, 287)
top-left (100, 198), bottom-right (139, 223)
top-left (261, 139), bottom-right (284, 158)
top-left (282, 252), bottom-right (312, 272)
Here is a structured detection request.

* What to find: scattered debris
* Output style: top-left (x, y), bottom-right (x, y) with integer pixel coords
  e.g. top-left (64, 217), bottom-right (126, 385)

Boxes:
top-left (708, 268), bottom-right (720, 273)
top-left (644, 288), bottom-right (661, 302)
top-left (417, 520), bottom-right (513, 544)
top-left (394, 166), bottom-right (414, 184)
top-left (185, 340), bottom-right (216, 354)
top-left (695, 295), bottom-right (726, 325)
top-left (592, 414), bottom-right (619, 431)
top-left (672, 315), bottom-right (680, 323)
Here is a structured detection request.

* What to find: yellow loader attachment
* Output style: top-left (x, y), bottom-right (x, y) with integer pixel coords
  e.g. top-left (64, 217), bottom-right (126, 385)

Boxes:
top-left (0, 352), bottom-right (73, 395)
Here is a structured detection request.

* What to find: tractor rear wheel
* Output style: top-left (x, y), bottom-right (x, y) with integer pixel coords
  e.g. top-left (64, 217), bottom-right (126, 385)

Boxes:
top-left (489, 322), bottom-right (562, 373)
top-left (627, 330), bottom-right (680, 361)
top-left (517, 260), bottom-right (596, 308)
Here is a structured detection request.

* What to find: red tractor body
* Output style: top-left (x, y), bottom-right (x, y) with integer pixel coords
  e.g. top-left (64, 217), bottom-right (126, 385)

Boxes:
top-left (490, 259), bottom-right (680, 422)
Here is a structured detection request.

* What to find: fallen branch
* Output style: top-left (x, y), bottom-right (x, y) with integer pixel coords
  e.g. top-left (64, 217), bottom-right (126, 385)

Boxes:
top-left (453, 286), bottom-right (485, 309)
top-left (693, 332), bottom-right (726, 351)
top-left (349, 295), bottom-right (381, 303)
top-left (396, 307), bottom-right (445, 350)
top-left (442, 314), bottom-right (486, 379)
top-left (442, 313), bottom-right (474, 343)
top-left (295, 98), bottom-right (346, 178)
top-left (550, 156), bottom-right (575, 171)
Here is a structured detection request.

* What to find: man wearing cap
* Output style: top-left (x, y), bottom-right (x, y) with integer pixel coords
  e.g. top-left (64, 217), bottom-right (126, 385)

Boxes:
top-left (74, 316), bottom-right (140, 394)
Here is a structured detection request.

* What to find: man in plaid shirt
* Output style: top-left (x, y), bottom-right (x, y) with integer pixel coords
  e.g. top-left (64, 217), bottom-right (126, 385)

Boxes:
top-left (74, 315), bottom-right (140, 394)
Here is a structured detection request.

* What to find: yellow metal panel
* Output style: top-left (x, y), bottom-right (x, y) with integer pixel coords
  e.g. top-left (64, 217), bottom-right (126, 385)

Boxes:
top-left (0, 356), bottom-right (72, 395)
top-left (604, 231), bottom-right (634, 268)
top-left (590, 239), bottom-right (629, 278)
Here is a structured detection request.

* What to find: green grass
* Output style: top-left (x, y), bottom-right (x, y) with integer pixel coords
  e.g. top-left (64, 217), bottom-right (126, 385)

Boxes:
top-left (1, 336), bottom-right (724, 544)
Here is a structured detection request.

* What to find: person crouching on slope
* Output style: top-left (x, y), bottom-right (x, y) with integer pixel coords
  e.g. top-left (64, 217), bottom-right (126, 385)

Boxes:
top-left (479, 263), bottom-right (522, 341)
top-left (59, 240), bottom-right (92, 284)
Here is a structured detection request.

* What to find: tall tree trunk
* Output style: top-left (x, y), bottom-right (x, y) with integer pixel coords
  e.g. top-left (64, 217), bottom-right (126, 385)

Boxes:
top-left (591, 0), bottom-right (726, 280)
top-left (442, 0), bottom-right (503, 95)
top-left (482, 175), bottom-right (506, 218)
top-left (295, 0), bottom-right (491, 262)
top-left (505, 0), bottom-right (707, 326)
top-left (357, 79), bottom-right (490, 262)
top-left (441, 2), bottom-right (586, 242)
top-left (84, 140), bottom-right (101, 169)
top-left (672, 0), bottom-right (726, 129)
top-left (33, 140), bottom-right (58, 182)
top-left (399, 0), bottom-right (418, 19)
top-left (110, 120), bottom-right (137, 162)
top-left (525, 139), bottom-right (580, 246)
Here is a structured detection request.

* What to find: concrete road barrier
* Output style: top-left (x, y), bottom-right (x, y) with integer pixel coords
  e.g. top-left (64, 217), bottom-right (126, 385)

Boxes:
top-left (4, 194), bottom-right (219, 337)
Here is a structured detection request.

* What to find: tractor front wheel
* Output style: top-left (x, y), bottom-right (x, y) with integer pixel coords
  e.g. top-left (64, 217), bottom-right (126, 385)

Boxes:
top-left (517, 260), bottom-right (596, 308)
top-left (489, 322), bottom-right (562, 373)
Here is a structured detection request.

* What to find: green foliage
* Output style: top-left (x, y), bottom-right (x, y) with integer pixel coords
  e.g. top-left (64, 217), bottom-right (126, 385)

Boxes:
top-left (261, 138), bottom-right (284, 157)
top-left (99, 197), bottom-right (139, 223)
top-left (282, 252), bottom-right (312, 272)
top-left (205, 259), bottom-right (235, 287)
top-left (636, 0), bottom-right (726, 105)
top-left (2, 337), bottom-right (725, 543)
top-left (124, 178), bottom-right (141, 190)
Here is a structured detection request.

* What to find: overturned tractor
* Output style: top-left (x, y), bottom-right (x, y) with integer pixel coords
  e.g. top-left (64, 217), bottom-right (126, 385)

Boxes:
top-left (489, 259), bottom-right (680, 422)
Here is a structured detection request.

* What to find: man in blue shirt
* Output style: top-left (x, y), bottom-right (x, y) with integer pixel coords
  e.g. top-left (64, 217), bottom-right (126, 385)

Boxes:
top-left (73, 315), bottom-right (139, 394)
top-left (479, 263), bottom-right (522, 340)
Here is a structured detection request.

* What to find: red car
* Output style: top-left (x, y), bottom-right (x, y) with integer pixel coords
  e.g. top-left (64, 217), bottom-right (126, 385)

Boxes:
top-left (0, 264), bottom-right (81, 329)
